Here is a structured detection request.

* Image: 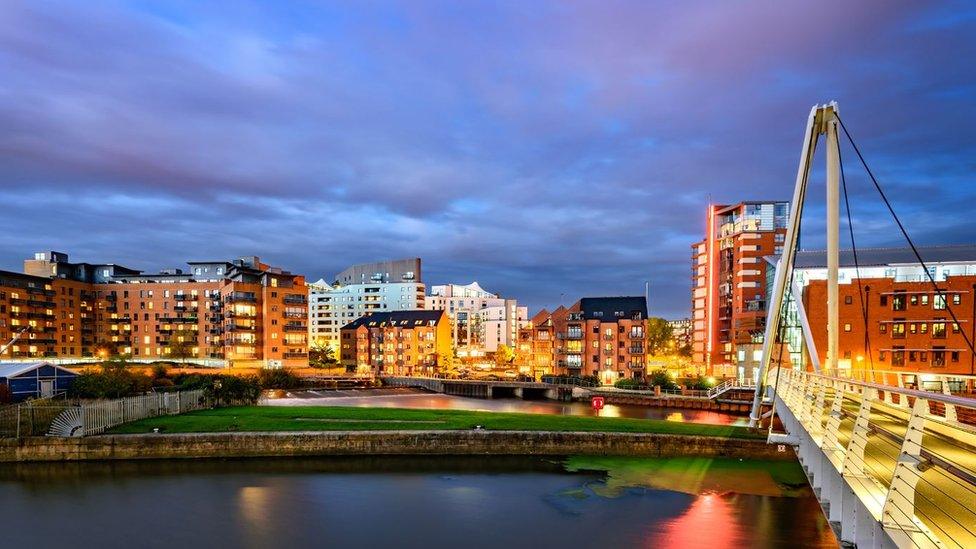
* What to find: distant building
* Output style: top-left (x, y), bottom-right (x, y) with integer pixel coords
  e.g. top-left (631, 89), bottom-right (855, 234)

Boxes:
top-left (425, 282), bottom-right (526, 356)
top-left (0, 361), bottom-right (78, 401)
top-left (668, 318), bottom-right (693, 350)
top-left (691, 201), bottom-right (789, 379)
top-left (774, 245), bottom-right (976, 379)
top-left (2, 251), bottom-right (308, 368)
top-left (339, 310), bottom-right (451, 375)
top-left (520, 296), bottom-right (648, 384)
top-left (308, 259), bottom-right (426, 352)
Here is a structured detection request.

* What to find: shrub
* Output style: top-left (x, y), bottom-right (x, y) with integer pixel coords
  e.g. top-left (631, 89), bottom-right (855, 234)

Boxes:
top-left (173, 374), bottom-right (261, 405)
top-left (152, 378), bottom-right (175, 388)
top-left (69, 368), bottom-right (153, 399)
top-left (151, 364), bottom-right (170, 380)
top-left (683, 375), bottom-right (714, 391)
top-left (647, 369), bottom-right (680, 391)
top-left (258, 368), bottom-right (303, 389)
top-left (614, 378), bottom-right (641, 389)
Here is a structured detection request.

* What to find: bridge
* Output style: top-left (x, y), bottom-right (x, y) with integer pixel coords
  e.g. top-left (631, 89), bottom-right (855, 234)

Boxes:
top-left (749, 103), bottom-right (976, 547)
top-left (763, 367), bottom-right (976, 548)
top-left (378, 376), bottom-right (573, 400)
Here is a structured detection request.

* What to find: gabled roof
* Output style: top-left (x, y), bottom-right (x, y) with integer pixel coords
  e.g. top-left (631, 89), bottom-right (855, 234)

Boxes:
top-left (579, 296), bottom-right (648, 321)
top-left (0, 361), bottom-right (77, 379)
top-left (529, 308), bottom-right (551, 324)
top-left (341, 310), bottom-right (445, 330)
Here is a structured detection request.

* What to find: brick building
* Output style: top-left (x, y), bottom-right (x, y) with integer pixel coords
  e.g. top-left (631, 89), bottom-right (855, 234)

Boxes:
top-left (691, 201), bottom-right (789, 379)
top-left (783, 246), bottom-right (976, 378)
top-left (1, 251), bottom-right (308, 368)
top-left (519, 297), bottom-right (648, 384)
top-left (339, 310), bottom-right (451, 375)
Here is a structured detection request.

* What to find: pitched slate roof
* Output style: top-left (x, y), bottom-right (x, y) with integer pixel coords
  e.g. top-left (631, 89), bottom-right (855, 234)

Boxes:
top-left (0, 361), bottom-right (77, 379)
top-left (341, 310), bottom-right (445, 330)
top-left (578, 296), bottom-right (648, 321)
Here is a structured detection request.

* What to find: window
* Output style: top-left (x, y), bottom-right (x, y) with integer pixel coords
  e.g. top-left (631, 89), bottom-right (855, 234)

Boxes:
top-left (880, 295), bottom-right (888, 306)
top-left (934, 295), bottom-right (946, 310)
top-left (953, 294), bottom-right (961, 306)
top-left (891, 347), bottom-right (905, 367)
top-left (951, 351), bottom-right (960, 362)
top-left (879, 350), bottom-right (887, 362)
top-left (932, 349), bottom-right (946, 367)
top-left (892, 293), bottom-right (906, 311)
top-left (908, 351), bottom-right (917, 362)
top-left (879, 323), bottom-right (887, 334)
top-left (920, 323), bottom-right (928, 334)
top-left (891, 323), bottom-right (905, 339)
top-left (910, 295), bottom-right (918, 306)
top-left (844, 295), bottom-right (853, 305)
top-left (909, 323), bottom-right (917, 334)
top-left (921, 294), bottom-right (929, 306)
top-left (844, 323), bottom-right (852, 332)
top-left (932, 321), bottom-right (946, 339)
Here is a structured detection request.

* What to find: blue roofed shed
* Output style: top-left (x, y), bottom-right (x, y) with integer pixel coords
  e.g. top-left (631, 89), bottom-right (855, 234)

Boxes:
top-left (0, 362), bottom-right (78, 401)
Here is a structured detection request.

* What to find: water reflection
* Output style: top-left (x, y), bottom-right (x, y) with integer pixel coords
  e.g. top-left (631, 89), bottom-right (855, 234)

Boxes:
top-left (266, 391), bottom-right (747, 426)
top-left (0, 456), bottom-right (835, 549)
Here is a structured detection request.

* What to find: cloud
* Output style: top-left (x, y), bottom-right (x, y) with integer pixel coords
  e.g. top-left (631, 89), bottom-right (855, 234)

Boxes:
top-left (1, 0), bottom-right (974, 317)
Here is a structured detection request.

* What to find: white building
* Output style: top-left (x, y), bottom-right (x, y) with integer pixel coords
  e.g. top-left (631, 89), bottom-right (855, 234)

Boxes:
top-left (308, 259), bottom-right (426, 351)
top-left (425, 282), bottom-right (527, 355)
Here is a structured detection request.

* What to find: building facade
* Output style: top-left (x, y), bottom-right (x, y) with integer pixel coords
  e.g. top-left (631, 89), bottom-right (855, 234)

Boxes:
top-left (308, 259), bottom-right (425, 352)
top-left (425, 282), bottom-right (526, 357)
top-left (781, 246), bottom-right (976, 379)
top-left (519, 297), bottom-right (648, 384)
top-left (1, 251), bottom-right (308, 368)
top-left (691, 201), bottom-right (789, 379)
top-left (339, 310), bottom-right (451, 375)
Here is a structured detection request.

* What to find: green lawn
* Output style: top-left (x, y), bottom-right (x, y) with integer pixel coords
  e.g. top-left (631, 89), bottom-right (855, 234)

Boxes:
top-left (108, 406), bottom-right (764, 439)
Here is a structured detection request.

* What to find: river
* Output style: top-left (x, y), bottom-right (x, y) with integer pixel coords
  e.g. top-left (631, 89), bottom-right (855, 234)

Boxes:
top-left (263, 389), bottom-right (748, 426)
top-left (0, 455), bottom-right (837, 548)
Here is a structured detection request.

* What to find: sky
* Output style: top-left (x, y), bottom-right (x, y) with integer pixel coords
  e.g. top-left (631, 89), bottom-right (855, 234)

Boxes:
top-left (1, 1), bottom-right (975, 318)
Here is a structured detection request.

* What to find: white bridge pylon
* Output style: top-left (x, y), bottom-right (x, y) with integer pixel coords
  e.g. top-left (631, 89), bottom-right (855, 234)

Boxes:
top-left (750, 102), bottom-right (842, 426)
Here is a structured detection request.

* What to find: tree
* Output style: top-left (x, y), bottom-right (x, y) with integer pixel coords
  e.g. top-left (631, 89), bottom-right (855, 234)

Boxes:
top-left (494, 344), bottom-right (517, 367)
top-left (168, 329), bottom-right (197, 363)
top-left (646, 317), bottom-right (674, 355)
top-left (309, 342), bottom-right (337, 368)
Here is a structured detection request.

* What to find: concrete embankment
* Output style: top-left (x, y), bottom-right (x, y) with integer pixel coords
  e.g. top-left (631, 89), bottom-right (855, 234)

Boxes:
top-left (0, 430), bottom-right (790, 463)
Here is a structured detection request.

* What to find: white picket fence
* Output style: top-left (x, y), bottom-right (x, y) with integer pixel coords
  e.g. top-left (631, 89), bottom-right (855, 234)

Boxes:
top-left (78, 389), bottom-right (208, 436)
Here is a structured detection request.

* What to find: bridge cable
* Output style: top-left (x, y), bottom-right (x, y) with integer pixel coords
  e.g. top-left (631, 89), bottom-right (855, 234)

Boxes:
top-left (835, 113), bottom-right (976, 360)
top-left (838, 139), bottom-right (875, 374)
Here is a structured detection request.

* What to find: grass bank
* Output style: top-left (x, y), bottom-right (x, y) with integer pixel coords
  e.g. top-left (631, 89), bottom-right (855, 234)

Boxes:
top-left (108, 406), bottom-right (764, 439)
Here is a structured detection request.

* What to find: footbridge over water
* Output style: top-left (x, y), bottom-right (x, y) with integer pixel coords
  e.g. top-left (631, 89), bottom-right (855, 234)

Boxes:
top-left (765, 368), bottom-right (976, 548)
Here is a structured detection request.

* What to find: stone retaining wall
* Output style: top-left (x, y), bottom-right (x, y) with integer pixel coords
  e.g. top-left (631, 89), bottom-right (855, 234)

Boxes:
top-left (0, 431), bottom-right (791, 462)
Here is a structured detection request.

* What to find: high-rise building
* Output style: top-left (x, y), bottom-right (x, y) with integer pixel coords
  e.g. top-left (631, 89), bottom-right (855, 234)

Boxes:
top-left (339, 310), bottom-right (451, 375)
top-left (308, 259), bottom-right (425, 352)
top-left (691, 201), bottom-right (789, 379)
top-left (774, 245), bottom-right (976, 379)
top-left (520, 296), bottom-right (648, 383)
top-left (2, 251), bottom-right (308, 368)
top-left (424, 282), bottom-right (526, 357)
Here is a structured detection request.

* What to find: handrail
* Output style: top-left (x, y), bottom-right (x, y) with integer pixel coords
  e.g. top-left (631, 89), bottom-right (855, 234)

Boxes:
top-left (794, 368), bottom-right (976, 409)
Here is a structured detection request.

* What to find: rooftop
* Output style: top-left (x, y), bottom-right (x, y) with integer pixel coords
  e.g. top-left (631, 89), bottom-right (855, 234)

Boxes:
top-left (342, 310), bottom-right (444, 330)
top-left (781, 244), bottom-right (976, 269)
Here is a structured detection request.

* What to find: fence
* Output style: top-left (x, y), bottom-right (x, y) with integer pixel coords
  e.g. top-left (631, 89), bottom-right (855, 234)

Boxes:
top-left (0, 389), bottom-right (210, 438)
top-left (80, 389), bottom-right (208, 436)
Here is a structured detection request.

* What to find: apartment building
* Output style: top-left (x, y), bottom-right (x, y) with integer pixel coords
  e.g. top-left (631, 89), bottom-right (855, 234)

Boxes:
top-left (339, 310), bottom-right (451, 375)
top-left (780, 246), bottom-right (976, 378)
top-left (691, 201), bottom-right (789, 378)
top-left (668, 318), bottom-right (693, 351)
top-left (425, 282), bottom-right (526, 356)
top-left (1, 251), bottom-right (308, 368)
top-left (308, 258), bottom-right (425, 352)
top-left (519, 297), bottom-right (648, 384)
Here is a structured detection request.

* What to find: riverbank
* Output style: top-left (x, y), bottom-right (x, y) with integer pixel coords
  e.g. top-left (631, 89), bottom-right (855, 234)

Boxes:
top-left (107, 405), bottom-right (758, 436)
top-left (0, 429), bottom-right (790, 462)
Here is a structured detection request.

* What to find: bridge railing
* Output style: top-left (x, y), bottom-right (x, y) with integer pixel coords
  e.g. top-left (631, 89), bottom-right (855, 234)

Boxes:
top-left (769, 367), bottom-right (976, 548)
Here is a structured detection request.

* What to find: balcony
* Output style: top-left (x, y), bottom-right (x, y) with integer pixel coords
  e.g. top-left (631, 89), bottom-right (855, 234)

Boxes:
top-left (284, 324), bottom-right (306, 332)
top-left (628, 347), bottom-right (645, 354)
top-left (283, 295), bottom-right (307, 305)
top-left (284, 311), bottom-right (305, 318)
top-left (566, 331), bottom-right (583, 340)
top-left (629, 332), bottom-right (644, 340)
top-left (284, 351), bottom-right (308, 359)
top-left (26, 287), bottom-right (56, 297)
top-left (225, 323), bottom-right (256, 332)
top-left (224, 293), bottom-right (257, 303)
